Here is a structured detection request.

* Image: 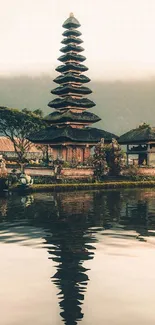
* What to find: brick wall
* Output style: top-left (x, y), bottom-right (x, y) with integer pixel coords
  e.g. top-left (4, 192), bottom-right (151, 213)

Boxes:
top-left (7, 166), bottom-right (94, 178)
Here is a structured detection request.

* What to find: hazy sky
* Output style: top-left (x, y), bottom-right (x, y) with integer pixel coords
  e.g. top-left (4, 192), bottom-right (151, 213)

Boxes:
top-left (1, 0), bottom-right (155, 80)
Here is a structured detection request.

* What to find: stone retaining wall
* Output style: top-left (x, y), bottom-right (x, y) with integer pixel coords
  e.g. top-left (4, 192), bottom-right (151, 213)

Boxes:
top-left (6, 166), bottom-right (155, 178)
top-left (137, 167), bottom-right (155, 176)
top-left (7, 167), bottom-right (94, 178)
top-left (61, 167), bottom-right (94, 178)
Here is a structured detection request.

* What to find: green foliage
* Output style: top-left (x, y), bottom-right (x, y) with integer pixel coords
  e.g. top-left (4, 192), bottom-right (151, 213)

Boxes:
top-left (84, 155), bottom-right (94, 167)
top-left (33, 109), bottom-right (44, 118)
top-left (138, 122), bottom-right (150, 129)
top-left (33, 175), bottom-right (57, 184)
top-left (0, 106), bottom-right (45, 167)
top-left (93, 138), bottom-right (124, 179)
top-left (35, 144), bottom-right (49, 163)
top-left (0, 176), bottom-right (8, 191)
top-left (125, 165), bottom-right (138, 176)
top-left (93, 139), bottom-right (109, 180)
top-left (62, 161), bottom-right (71, 168)
top-left (22, 108), bottom-right (44, 118)
top-left (108, 139), bottom-right (125, 176)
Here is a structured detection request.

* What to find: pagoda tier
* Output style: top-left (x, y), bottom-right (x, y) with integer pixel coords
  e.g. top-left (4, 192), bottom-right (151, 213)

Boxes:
top-left (44, 111), bottom-right (100, 124)
top-left (61, 37), bottom-right (83, 45)
top-left (51, 85), bottom-right (92, 96)
top-left (56, 63), bottom-right (88, 74)
top-left (48, 97), bottom-right (95, 110)
top-left (53, 73), bottom-right (90, 84)
top-left (62, 29), bottom-right (82, 37)
top-left (30, 125), bottom-right (117, 145)
top-left (62, 15), bottom-right (81, 29)
top-left (60, 44), bottom-right (84, 53)
top-left (58, 53), bottom-right (86, 63)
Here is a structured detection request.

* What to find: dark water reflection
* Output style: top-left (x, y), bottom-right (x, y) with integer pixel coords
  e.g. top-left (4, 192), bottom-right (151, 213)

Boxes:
top-left (1, 189), bottom-right (155, 324)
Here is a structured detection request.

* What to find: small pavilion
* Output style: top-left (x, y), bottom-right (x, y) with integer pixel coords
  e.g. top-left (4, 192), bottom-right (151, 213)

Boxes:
top-left (29, 14), bottom-right (117, 163)
top-left (119, 123), bottom-right (155, 166)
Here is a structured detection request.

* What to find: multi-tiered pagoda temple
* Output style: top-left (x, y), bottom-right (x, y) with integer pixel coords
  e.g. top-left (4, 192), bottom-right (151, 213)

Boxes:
top-left (30, 14), bottom-right (117, 163)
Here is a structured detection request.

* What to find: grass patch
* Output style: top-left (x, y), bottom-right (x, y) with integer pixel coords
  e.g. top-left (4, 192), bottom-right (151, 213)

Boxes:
top-left (10, 180), bottom-right (155, 193)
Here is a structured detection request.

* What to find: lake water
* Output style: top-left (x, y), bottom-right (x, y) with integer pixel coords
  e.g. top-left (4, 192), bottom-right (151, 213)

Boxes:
top-left (0, 188), bottom-right (155, 325)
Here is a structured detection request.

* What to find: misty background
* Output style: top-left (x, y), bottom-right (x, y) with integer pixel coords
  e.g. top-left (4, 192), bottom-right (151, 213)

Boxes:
top-left (0, 75), bottom-right (155, 136)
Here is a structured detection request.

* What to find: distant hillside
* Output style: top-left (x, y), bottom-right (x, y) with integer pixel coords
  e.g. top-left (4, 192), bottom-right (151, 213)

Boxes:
top-left (0, 75), bottom-right (155, 135)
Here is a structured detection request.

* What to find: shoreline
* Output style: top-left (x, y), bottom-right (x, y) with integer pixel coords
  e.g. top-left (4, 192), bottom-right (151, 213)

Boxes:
top-left (10, 180), bottom-right (155, 193)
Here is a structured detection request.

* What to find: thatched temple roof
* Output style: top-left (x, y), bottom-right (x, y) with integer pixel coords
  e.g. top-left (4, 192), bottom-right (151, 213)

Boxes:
top-left (48, 97), bottom-right (95, 109)
top-left (55, 62), bottom-right (88, 73)
top-left (56, 63), bottom-right (88, 73)
top-left (62, 13), bottom-right (81, 29)
top-left (51, 85), bottom-right (92, 96)
top-left (119, 124), bottom-right (155, 144)
top-left (53, 73), bottom-right (90, 84)
top-left (61, 36), bottom-right (83, 45)
top-left (60, 44), bottom-right (84, 53)
top-left (29, 126), bottom-right (118, 144)
top-left (62, 29), bottom-right (82, 37)
top-left (44, 111), bottom-right (101, 124)
top-left (58, 53), bottom-right (86, 63)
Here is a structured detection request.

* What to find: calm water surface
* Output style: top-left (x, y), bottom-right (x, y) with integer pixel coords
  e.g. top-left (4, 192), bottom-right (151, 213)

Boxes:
top-left (1, 189), bottom-right (155, 325)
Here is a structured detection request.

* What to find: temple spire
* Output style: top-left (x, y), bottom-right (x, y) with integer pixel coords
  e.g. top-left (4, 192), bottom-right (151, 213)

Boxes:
top-left (48, 14), bottom-right (97, 123)
top-left (29, 15), bottom-right (118, 163)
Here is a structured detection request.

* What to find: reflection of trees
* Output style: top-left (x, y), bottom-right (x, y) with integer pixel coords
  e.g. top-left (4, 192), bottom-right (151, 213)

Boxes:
top-left (0, 198), bottom-right (8, 217)
top-left (122, 200), bottom-right (148, 237)
top-left (90, 190), bottom-right (123, 228)
top-left (119, 190), bottom-right (155, 238)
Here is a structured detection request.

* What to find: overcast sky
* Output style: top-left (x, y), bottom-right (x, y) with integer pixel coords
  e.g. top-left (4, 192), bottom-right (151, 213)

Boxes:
top-left (1, 0), bottom-right (155, 80)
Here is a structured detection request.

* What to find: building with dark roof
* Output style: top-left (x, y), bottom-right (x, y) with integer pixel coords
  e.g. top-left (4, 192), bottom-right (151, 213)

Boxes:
top-left (29, 13), bottom-right (117, 163)
top-left (119, 123), bottom-right (155, 166)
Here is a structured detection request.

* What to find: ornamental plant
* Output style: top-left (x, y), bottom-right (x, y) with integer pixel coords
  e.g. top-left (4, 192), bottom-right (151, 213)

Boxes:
top-left (93, 138), bottom-right (124, 179)
top-left (93, 138), bottom-right (109, 180)
top-left (108, 138), bottom-right (125, 176)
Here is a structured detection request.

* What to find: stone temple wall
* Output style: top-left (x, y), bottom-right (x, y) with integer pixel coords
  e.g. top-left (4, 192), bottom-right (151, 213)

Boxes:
top-left (137, 167), bottom-right (155, 176)
top-left (7, 167), bottom-right (94, 179)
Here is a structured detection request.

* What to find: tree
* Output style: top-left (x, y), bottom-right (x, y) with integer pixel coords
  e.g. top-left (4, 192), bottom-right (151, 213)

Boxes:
top-left (35, 144), bottom-right (49, 163)
top-left (93, 138), bottom-right (124, 180)
top-left (22, 108), bottom-right (44, 118)
top-left (93, 138), bottom-right (109, 180)
top-left (108, 138), bottom-right (124, 176)
top-left (0, 106), bottom-right (45, 171)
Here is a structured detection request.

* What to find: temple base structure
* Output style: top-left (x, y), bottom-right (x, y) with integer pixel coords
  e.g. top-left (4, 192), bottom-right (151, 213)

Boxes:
top-left (50, 144), bottom-right (92, 163)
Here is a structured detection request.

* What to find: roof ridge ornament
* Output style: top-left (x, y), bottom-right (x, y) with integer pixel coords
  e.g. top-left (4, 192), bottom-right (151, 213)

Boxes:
top-left (70, 12), bottom-right (74, 18)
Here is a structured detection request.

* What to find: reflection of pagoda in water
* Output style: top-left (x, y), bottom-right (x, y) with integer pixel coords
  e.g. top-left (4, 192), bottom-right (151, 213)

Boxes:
top-left (118, 190), bottom-right (155, 238)
top-left (29, 192), bottom-right (96, 324)
top-left (46, 223), bottom-right (95, 324)
top-left (55, 191), bottom-right (93, 217)
top-left (2, 190), bottom-right (155, 323)
top-left (37, 192), bottom-right (96, 324)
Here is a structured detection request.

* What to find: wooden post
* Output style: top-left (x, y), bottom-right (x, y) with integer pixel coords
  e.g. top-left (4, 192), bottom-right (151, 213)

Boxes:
top-left (127, 145), bottom-right (129, 166)
top-left (84, 145), bottom-right (90, 162)
top-left (127, 154), bottom-right (129, 166)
